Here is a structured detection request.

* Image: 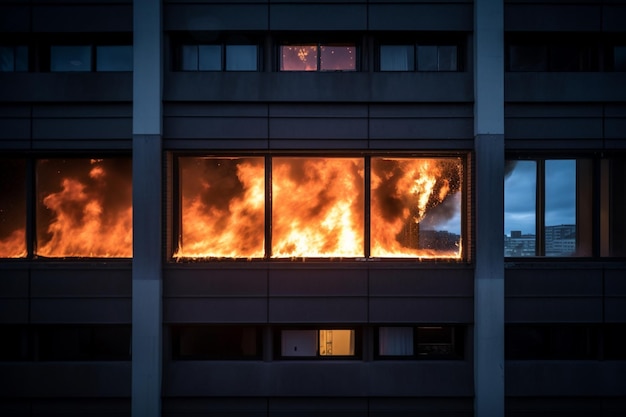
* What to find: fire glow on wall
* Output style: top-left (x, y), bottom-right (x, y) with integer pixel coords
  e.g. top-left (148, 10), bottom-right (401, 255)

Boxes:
top-left (174, 155), bottom-right (463, 260)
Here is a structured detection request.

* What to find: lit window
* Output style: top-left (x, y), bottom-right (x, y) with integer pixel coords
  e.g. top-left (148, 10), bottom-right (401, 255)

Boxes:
top-left (96, 45), bottom-right (133, 71)
top-left (280, 44), bottom-right (356, 71)
top-left (280, 329), bottom-right (356, 358)
top-left (35, 158), bottom-right (133, 258)
top-left (51, 45), bottom-right (91, 72)
top-left (0, 158), bottom-right (26, 258)
top-left (377, 326), bottom-right (464, 359)
top-left (379, 44), bottom-right (458, 72)
top-left (172, 325), bottom-right (260, 360)
top-left (180, 44), bottom-right (258, 71)
top-left (0, 46), bottom-right (28, 72)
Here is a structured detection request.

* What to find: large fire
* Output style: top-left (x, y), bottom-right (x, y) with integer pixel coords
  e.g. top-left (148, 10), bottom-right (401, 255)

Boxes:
top-left (175, 156), bottom-right (462, 260)
top-left (36, 158), bottom-right (132, 258)
top-left (0, 158), bottom-right (27, 258)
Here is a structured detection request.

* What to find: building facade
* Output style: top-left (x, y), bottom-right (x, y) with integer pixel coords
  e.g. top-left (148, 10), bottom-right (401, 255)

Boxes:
top-left (1, 0), bottom-right (625, 416)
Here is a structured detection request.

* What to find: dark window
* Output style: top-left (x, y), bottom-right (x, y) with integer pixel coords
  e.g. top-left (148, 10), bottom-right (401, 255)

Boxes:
top-left (180, 44), bottom-right (258, 71)
top-left (50, 44), bottom-right (132, 72)
top-left (0, 45), bottom-right (28, 72)
top-left (277, 328), bottom-right (358, 359)
top-left (280, 43), bottom-right (356, 71)
top-left (604, 324), bottom-right (626, 360)
top-left (507, 35), bottom-right (599, 72)
top-left (96, 45), bottom-right (133, 71)
top-left (51, 45), bottom-right (91, 71)
top-left (505, 325), bottom-right (597, 360)
top-left (0, 325), bottom-right (30, 361)
top-left (509, 45), bottom-right (547, 71)
top-left (376, 325), bottom-right (464, 359)
top-left (37, 325), bottom-right (131, 361)
top-left (614, 46), bottom-right (626, 71)
top-left (379, 44), bottom-right (458, 72)
top-left (172, 325), bottom-right (261, 360)
top-left (0, 158), bottom-right (26, 258)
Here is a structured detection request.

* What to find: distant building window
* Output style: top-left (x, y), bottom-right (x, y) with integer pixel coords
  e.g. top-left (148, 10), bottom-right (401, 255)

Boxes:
top-left (180, 44), bottom-right (258, 71)
top-left (172, 325), bottom-right (261, 360)
top-left (0, 45), bottom-right (28, 72)
top-left (51, 45), bottom-right (91, 71)
top-left (279, 329), bottom-right (356, 358)
top-left (51, 45), bottom-right (132, 72)
top-left (380, 44), bottom-right (458, 71)
top-left (280, 44), bottom-right (356, 71)
top-left (377, 326), bottom-right (464, 359)
top-left (96, 45), bottom-right (133, 71)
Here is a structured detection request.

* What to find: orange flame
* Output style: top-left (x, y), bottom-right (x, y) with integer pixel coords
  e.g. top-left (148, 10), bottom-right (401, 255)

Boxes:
top-left (0, 229), bottom-right (27, 258)
top-left (36, 159), bottom-right (132, 258)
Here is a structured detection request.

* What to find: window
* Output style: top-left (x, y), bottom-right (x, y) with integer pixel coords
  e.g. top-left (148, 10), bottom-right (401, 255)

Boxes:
top-left (507, 35), bottom-right (599, 72)
top-left (174, 155), bottom-right (464, 260)
top-left (180, 44), bottom-right (258, 71)
top-left (96, 45), bottom-right (133, 71)
top-left (505, 155), bottom-right (626, 257)
top-left (1, 156), bottom-right (132, 259)
top-left (613, 46), bottom-right (626, 71)
top-left (280, 43), bottom-right (356, 71)
top-left (278, 329), bottom-right (356, 358)
top-left (51, 45), bottom-right (92, 71)
top-left (505, 325), bottom-right (597, 360)
top-left (379, 44), bottom-right (458, 71)
top-left (50, 45), bottom-right (132, 72)
top-left (377, 326), bottom-right (464, 359)
top-left (0, 45), bottom-right (28, 72)
top-left (37, 325), bottom-right (131, 361)
top-left (172, 325), bottom-right (261, 360)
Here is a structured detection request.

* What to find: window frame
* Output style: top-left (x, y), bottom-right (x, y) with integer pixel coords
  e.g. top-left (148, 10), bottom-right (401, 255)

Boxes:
top-left (375, 325), bottom-right (465, 360)
top-left (274, 326), bottom-right (361, 360)
top-left (278, 41), bottom-right (359, 72)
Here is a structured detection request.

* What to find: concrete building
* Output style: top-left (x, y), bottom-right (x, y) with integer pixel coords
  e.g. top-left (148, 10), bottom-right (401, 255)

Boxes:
top-left (1, 0), bottom-right (626, 416)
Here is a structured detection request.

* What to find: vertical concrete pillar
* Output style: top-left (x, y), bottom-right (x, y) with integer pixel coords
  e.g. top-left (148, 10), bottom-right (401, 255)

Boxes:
top-left (132, 0), bottom-right (162, 416)
top-left (474, 0), bottom-right (505, 416)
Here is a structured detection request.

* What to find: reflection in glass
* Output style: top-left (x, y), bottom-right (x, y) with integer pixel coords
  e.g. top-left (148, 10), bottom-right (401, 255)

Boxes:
top-left (36, 158), bottom-right (132, 257)
top-left (320, 45), bottom-right (355, 71)
top-left (50, 46), bottom-right (91, 72)
top-left (198, 45), bottom-right (221, 70)
top-left (504, 160), bottom-right (536, 256)
top-left (272, 157), bottom-right (364, 258)
top-left (0, 159), bottom-right (26, 258)
top-left (370, 157), bottom-right (462, 258)
top-left (379, 327), bottom-right (413, 356)
top-left (175, 157), bottom-right (265, 259)
top-left (545, 160), bottom-right (576, 256)
top-left (226, 45), bottom-right (257, 71)
top-left (380, 45), bottom-right (414, 71)
top-left (96, 45), bottom-right (132, 71)
top-left (0, 46), bottom-right (28, 72)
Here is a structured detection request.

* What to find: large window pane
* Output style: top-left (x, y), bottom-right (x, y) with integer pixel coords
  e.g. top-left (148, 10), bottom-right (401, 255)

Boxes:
top-left (198, 45), bottom-right (221, 71)
top-left (319, 45), bottom-right (356, 71)
top-left (226, 45), bottom-right (257, 71)
top-left (96, 45), bottom-right (132, 71)
top-left (370, 157), bottom-right (462, 258)
top-left (379, 327), bottom-right (414, 356)
top-left (0, 46), bottom-right (28, 72)
top-left (417, 45), bottom-right (438, 71)
top-left (438, 45), bottom-right (457, 71)
top-left (545, 160), bottom-right (576, 256)
top-left (0, 159), bottom-right (26, 258)
top-left (380, 45), bottom-right (414, 71)
top-left (319, 330), bottom-right (355, 356)
top-left (614, 46), bottom-right (626, 71)
top-left (35, 158), bottom-right (132, 258)
top-left (280, 45), bottom-right (317, 71)
top-left (271, 157), bottom-right (364, 258)
top-left (504, 161), bottom-right (537, 256)
top-left (50, 46), bottom-right (91, 72)
top-left (181, 45), bottom-right (199, 70)
top-left (175, 157), bottom-right (265, 259)
top-left (509, 45), bottom-right (547, 71)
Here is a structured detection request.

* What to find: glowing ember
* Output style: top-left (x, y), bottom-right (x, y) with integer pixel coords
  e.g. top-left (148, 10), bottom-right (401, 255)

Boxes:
top-left (371, 157), bottom-right (462, 258)
top-left (36, 158), bottom-right (132, 258)
top-left (272, 157), bottom-right (364, 258)
top-left (174, 157), bottom-right (265, 259)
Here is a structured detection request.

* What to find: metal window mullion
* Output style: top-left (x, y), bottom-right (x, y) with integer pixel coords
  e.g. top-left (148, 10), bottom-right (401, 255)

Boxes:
top-left (265, 155), bottom-right (272, 259)
top-left (364, 156), bottom-right (371, 259)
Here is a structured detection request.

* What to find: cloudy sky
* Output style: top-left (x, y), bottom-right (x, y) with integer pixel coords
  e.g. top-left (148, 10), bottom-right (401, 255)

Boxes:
top-left (504, 159), bottom-right (576, 236)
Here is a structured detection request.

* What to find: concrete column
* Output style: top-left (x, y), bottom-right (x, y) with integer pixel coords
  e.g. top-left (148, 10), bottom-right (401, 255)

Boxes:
top-left (132, 0), bottom-right (162, 416)
top-left (474, 0), bottom-right (505, 416)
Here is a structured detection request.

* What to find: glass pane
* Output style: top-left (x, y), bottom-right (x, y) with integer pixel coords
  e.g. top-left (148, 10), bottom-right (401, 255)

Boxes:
top-left (370, 157), bottom-right (463, 259)
top-left (280, 45), bottom-right (317, 71)
top-left (438, 45), bottom-right (457, 71)
top-left (545, 160), bottom-right (576, 256)
top-left (504, 160), bottom-right (537, 256)
top-left (614, 46), bottom-right (626, 71)
top-left (35, 158), bottom-right (132, 258)
top-left (198, 45), bottom-right (221, 71)
top-left (509, 45), bottom-right (547, 71)
top-left (175, 157), bottom-right (265, 259)
top-left (226, 45), bottom-right (257, 71)
top-left (380, 45), bottom-right (414, 71)
top-left (379, 327), bottom-right (414, 356)
top-left (0, 159), bottom-right (26, 258)
top-left (271, 157), bottom-right (364, 258)
top-left (0, 46), bottom-right (14, 71)
top-left (96, 45), bottom-right (132, 71)
top-left (417, 45), bottom-right (438, 71)
top-left (319, 330), bottom-right (355, 356)
top-left (174, 326), bottom-right (259, 359)
top-left (181, 45), bottom-right (199, 71)
top-left (281, 330), bottom-right (318, 357)
top-left (50, 46), bottom-right (91, 72)
top-left (320, 45), bottom-right (356, 71)
top-left (608, 158), bottom-right (626, 256)
top-left (14, 46), bottom-right (28, 71)
top-left (550, 45), bottom-right (583, 71)
top-left (417, 326), bottom-right (457, 357)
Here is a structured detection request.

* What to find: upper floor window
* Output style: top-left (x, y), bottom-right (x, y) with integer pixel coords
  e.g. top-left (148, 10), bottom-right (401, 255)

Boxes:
top-left (0, 45), bottom-right (28, 72)
top-left (280, 43), bottom-right (357, 71)
top-left (50, 45), bottom-right (132, 72)
top-left (507, 34), bottom-right (600, 72)
top-left (180, 44), bottom-right (258, 71)
top-left (379, 44), bottom-right (458, 71)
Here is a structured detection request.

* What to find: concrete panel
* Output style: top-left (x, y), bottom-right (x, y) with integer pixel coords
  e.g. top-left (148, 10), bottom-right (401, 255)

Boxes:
top-left (269, 138), bottom-right (368, 149)
top-left (0, 363), bottom-right (131, 398)
top-left (31, 139), bottom-right (133, 151)
top-left (32, 5), bottom-right (132, 32)
top-left (269, 297), bottom-right (367, 323)
top-left (369, 398), bottom-right (473, 417)
top-left (32, 118), bottom-right (132, 140)
top-left (369, 267), bottom-right (473, 296)
top-left (505, 298), bottom-right (602, 323)
top-left (269, 362), bottom-right (367, 396)
top-left (0, 6), bottom-right (30, 32)
top-left (505, 118), bottom-right (602, 140)
top-left (163, 268), bottom-right (267, 296)
top-left (505, 5), bottom-right (601, 31)
top-left (31, 299), bottom-right (131, 323)
top-left (164, 103), bottom-right (268, 118)
top-left (30, 267), bottom-right (131, 297)
top-left (270, 4), bottom-right (366, 30)
top-left (369, 4), bottom-right (472, 31)
top-left (369, 104), bottom-right (473, 118)
top-left (605, 298), bottom-right (626, 322)
top-left (0, 119), bottom-right (30, 142)
top-left (163, 398), bottom-right (267, 417)
top-left (369, 297), bottom-right (473, 323)
top-left (269, 268), bottom-right (367, 296)
top-left (164, 116), bottom-right (268, 139)
top-left (164, 138), bottom-right (270, 150)
top-left (0, 268), bottom-right (29, 297)
top-left (505, 73), bottom-right (626, 102)
top-left (164, 298), bottom-right (267, 323)
top-left (504, 138), bottom-right (604, 151)
top-left (505, 268), bottom-right (603, 297)
top-left (0, 299), bottom-right (29, 323)
top-left (604, 5), bottom-right (626, 32)
top-left (369, 117), bottom-right (473, 140)
top-left (605, 118), bottom-right (626, 140)
top-left (165, 4), bottom-right (269, 31)
top-left (270, 118), bottom-right (368, 140)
